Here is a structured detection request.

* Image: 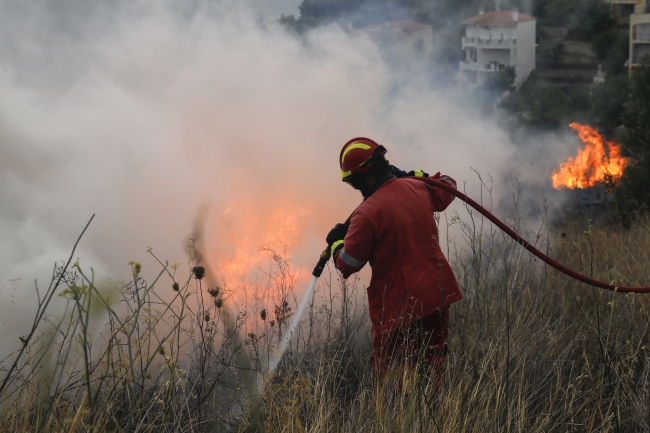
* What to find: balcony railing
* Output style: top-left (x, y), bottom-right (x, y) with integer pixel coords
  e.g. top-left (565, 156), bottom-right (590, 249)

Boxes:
top-left (633, 31), bottom-right (650, 42)
top-left (483, 62), bottom-right (507, 71)
top-left (459, 61), bottom-right (508, 72)
top-left (463, 37), bottom-right (517, 47)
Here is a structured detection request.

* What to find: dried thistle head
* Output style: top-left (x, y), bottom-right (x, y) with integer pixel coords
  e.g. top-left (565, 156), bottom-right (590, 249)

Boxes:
top-left (270, 320), bottom-right (275, 327)
top-left (215, 299), bottom-right (223, 308)
top-left (129, 261), bottom-right (142, 276)
top-left (260, 309), bottom-right (267, 320)
top-left (204, 313), bottom-right (210, 322)
top-left (192, 266), bottom-right (205, 280)
top-left (172, 283), bottom-right (180, 292)
top-left (207, 287), bottom-right (220, 297)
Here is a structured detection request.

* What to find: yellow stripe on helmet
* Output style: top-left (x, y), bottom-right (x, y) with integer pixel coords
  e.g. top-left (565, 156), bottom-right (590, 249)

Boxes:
top-left (341, 143), bottom-right (371, 164)
top-left (414, 169), bottom-right (424, 177)
top-left (341, 154), bottom-right (373, 179)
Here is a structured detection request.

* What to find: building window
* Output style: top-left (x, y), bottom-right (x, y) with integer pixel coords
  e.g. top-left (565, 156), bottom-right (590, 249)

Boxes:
top-left (635, 23), bottom-right (650, 42)
top-left (632, 44), bottom-right (650, 64)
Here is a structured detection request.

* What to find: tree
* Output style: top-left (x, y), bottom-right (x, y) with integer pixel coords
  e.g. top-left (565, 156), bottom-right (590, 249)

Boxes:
top-left (298, 0), bottom-right (363, 21)
top-left (474, 67), bottom-right (516, 113)
top-left (282, 0), bottom-right (479, 35)
top-left (592, 30), bottom-right (630, 77)
top-left (533, 0), bottom-right (614, 40)
top-left (589, 74), bottom-right (630, 136)
top-left (513, 74), bottom-right (572, 129)
top-left (613, 59), bottom-right (650, 223)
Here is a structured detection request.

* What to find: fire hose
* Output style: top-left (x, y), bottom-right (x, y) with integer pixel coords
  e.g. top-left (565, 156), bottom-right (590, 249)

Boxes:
top-left (313, 176), bottom-right (650, 293)
top-left (267, 176), bottom-right (650, 378)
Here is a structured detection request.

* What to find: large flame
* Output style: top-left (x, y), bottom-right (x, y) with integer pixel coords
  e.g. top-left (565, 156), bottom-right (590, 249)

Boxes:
top-left (552, 123), bottom-right (629, 190)
top-left (208, 202), bottom-right (314, 296)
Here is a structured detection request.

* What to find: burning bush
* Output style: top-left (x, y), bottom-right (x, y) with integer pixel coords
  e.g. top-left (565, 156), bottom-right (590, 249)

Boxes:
top-left (552, 123), bottom-right (628, 192)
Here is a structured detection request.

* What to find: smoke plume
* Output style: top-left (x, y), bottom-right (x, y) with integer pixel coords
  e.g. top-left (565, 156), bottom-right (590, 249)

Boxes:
top-left (0, 0), bottom-right (556, 336)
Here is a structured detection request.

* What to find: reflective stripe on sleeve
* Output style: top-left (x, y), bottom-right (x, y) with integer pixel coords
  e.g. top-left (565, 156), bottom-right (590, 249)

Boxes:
top-left (330, 240), bottom-right (344, 255)
top-left (339, 248), bottom-right (367, 268)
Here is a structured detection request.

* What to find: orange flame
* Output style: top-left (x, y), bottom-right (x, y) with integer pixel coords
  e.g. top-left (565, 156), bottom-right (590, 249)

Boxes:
top-left (209, 203), bottom-right (313, 293)
top-left (552, 123), bottom-right (629, 190)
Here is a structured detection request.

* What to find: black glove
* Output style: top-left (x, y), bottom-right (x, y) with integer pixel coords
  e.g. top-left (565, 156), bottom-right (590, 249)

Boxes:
top-left (390, 165), bottom-right (409, 178)
top-left (390, 165), bottom-right (429, 178)
top-left (407, 169), bottom-right (429, 178)
top-left (326, 223), bottom-right (348, 254)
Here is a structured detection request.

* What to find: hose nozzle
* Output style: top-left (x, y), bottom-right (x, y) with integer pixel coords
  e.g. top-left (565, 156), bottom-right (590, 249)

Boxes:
top-left (312, 248), bottom-right (331, 277)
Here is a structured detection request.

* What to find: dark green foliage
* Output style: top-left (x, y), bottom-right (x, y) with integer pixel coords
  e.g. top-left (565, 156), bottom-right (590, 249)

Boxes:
top-left (478, 66), bottom-right (516, 104)
top-left (563, 84), bottom-right (591, 113)
top-left (589, 74), bottom-right (630, 136)
top-left (537, 43), bottom-right (562, 64)
top-left (489, 66), bottom-right (517, 94)
top-left (613, 60), bottom-right (650, 222)
top-left (533, 0), bottom-right (614, 39)
top-left (282, 0), bottom-right (479, 35)
top-left (592, 30), bottom-right (617, 60)
top-left (528, 86), bottom-right (572, 128)
top-left (592, 30), bottom-right (629, 76)
top-left (279, 14), bottom-right (304, 33)
top-left (512, 74), bottom-right (572, 129)
top-left (298, 0), bottom-right (362, 20)
top-left (474, 67), bottom-right (516, 112)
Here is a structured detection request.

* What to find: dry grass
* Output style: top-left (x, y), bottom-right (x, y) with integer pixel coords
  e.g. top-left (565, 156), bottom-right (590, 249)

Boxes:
top-left (2, 209), bottom-right (650, 432)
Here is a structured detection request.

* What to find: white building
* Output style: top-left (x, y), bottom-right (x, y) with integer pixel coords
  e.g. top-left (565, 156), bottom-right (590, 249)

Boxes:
top-left (459, 8), bottom-right (536, 88)
top-left (630, 0), bottom-right (650, 69)
top-left (352, 20), bottom-right (433, 69)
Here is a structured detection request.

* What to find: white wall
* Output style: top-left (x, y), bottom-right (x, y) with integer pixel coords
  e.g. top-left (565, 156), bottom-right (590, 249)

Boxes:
top-left (516, 20), bottom-right (536, 68)
top-left (514, 19), bottom-right (536, 85)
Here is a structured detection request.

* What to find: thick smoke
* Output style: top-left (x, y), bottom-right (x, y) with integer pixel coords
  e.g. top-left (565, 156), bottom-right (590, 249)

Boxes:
top-left (0, 0), bottom-right (560, 336)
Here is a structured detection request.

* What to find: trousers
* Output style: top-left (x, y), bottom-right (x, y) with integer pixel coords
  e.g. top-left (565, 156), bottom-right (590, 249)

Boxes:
top-left (372, 306), bottom-right (449, 394)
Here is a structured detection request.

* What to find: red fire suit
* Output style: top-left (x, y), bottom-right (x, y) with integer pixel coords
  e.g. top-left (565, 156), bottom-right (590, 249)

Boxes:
top-left (333, 174), bottom-right (462, 377)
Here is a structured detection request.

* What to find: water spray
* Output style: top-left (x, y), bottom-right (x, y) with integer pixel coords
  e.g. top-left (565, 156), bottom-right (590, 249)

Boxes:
top-left (264, 249), bottom-right (331, 378)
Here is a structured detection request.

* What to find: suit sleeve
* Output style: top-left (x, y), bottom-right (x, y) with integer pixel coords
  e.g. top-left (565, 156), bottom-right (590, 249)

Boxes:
top-left (428, 173), bottom-right (457, 212)
top-left (333, 211), bottom-right (373, 279)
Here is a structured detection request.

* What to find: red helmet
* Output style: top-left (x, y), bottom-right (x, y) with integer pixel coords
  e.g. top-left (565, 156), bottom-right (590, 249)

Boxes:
top-left (339, 137), bottom-right (387, 180)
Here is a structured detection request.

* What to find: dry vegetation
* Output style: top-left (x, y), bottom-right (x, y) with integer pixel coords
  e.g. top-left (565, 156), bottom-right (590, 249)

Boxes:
top-left (2, 205), bottom-right (650, 432)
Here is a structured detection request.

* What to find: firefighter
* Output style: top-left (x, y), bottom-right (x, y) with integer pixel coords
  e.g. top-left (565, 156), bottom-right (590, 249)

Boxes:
top-left (327, 137), bottom-right (463, 395)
